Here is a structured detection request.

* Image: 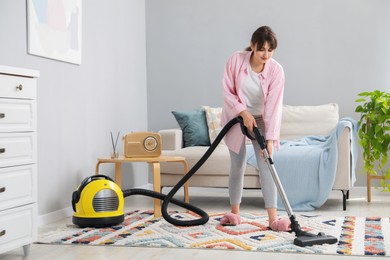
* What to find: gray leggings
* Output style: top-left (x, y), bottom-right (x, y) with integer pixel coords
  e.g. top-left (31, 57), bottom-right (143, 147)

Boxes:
top-left (228, 116), bottom-right (277, 209)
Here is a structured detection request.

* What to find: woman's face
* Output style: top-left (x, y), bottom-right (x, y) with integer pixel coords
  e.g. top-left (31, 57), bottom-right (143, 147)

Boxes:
top-left (251, 41), bottom-right (274, 65)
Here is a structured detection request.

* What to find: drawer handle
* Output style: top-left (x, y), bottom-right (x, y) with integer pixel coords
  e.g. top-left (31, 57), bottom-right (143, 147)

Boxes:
top-left (0, 113), bottom-right (4, 119)
top-left (0, 148), bottom-right (5, 153)
top-left (0, 230), bottom-right (6, 237)
top-left (0, 187), bottom-right (5, 193)
top-left (16, 84), bottom-right (23, 91)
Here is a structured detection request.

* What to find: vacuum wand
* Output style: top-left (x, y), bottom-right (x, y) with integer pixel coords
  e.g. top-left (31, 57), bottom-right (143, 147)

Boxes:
top-left (252, 129), bottom-right (294, 216)
top-left (247, 125), bottom-right (338, 247)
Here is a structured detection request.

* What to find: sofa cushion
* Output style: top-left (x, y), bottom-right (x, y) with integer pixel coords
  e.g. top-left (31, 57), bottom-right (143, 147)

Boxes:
top-left (202, 106), bottom-right (225, 145)
top-left (161, 146), bottom-right (258, 176)
top-left (280, 103), bottom-right (339, 140)
top-left (172, 109), bottom-right (211, 147)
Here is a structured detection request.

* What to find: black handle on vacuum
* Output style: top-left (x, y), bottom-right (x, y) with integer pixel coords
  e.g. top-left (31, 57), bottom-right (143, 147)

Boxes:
top-left (240, 123), bottom-right (267, 150)
top-left (78, 175), bottom-right (114, 193)
top-left (91, 175), bottom-right (114, 181)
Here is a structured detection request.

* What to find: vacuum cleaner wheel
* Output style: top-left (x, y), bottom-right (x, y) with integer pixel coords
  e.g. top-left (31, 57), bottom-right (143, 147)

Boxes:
top-left (72, 215), bottom-right (124, 228)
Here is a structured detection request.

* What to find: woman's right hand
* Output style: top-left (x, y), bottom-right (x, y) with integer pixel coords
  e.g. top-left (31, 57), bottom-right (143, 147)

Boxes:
top-left (239, 110), bottom-right (257, 132)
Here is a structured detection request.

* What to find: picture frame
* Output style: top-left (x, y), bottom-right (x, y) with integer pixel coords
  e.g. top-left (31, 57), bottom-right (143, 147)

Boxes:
top-left (27, 0), bottom-right (82, 65)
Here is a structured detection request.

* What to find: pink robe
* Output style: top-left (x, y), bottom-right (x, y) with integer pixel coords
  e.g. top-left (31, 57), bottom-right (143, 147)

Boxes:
top-left (221, 51), bottom-right (285, 154)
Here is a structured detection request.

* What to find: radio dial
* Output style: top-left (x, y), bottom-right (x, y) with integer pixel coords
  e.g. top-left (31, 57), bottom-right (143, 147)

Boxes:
top-left (144, 136), bottom-right (158, 151)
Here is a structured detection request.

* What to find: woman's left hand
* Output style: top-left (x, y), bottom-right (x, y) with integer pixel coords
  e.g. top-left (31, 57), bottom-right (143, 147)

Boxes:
top-left (261, 140), bottom-right (274, 159)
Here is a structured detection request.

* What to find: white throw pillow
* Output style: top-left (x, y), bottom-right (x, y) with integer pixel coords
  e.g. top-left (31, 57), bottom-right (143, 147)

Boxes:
top-left (202, 106), bottom-right (225, 145)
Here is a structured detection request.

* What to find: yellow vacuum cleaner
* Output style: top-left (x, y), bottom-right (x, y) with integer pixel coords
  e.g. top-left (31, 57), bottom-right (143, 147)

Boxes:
top-left (72, 175), bottom-right (124, 228)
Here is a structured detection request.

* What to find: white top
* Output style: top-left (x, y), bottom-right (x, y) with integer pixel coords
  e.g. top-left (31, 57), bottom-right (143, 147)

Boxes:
top-left (0, 65), bottom-right (40, 78)
top-left (242, 66), bottom-right (264, 115)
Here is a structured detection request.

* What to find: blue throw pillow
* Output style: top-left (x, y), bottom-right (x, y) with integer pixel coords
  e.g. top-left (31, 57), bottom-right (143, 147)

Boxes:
top-left (172, 109), bottom-right (211, 147)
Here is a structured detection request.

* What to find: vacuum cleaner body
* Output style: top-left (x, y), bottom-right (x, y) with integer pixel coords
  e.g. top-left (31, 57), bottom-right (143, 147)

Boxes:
top-left (72, 175), bottom-right (124, 228)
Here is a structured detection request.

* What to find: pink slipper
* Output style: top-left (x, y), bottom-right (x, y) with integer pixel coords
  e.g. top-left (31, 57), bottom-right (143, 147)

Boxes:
top-left (220, 212), bottom-right (241, 226)
top-left (271, 218), bottom-right (291, 231)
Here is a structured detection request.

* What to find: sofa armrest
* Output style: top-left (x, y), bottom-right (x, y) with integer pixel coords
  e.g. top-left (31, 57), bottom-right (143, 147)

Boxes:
top-left (158, 129), bottom-right (183, 150)
top-left (333, 126), bottom-right (352, 190)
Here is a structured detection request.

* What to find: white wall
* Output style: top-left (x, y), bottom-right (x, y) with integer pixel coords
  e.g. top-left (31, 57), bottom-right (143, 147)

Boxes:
top-left (146, 0), bottom-right (390, 186)
top-left (0, 0), bottom-right (148, 221)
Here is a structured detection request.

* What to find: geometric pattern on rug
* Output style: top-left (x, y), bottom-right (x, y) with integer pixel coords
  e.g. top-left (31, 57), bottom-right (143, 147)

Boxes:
top-left (37, 210), bottom-right (390, 256)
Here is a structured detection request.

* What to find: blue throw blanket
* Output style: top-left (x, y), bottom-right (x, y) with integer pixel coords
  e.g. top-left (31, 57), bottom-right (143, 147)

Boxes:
top-left (246, 118), bottom-right (358, 211)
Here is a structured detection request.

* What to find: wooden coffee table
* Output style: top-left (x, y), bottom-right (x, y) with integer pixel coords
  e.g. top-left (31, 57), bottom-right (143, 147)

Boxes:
top-left (95, 156), bottom-right (189, 218)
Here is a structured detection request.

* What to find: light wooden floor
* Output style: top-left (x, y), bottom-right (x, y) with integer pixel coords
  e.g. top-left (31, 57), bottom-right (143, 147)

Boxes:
top-left (1, 186), bottom-right (389, 260)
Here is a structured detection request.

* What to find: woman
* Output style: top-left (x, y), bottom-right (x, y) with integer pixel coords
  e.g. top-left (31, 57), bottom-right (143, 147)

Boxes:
top-left (220, 26), bottom-right (290, 231)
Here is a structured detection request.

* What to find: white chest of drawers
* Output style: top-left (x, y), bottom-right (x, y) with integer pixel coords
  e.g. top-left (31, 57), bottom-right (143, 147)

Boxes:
top-left (0, 65), bottom-right (39, 256)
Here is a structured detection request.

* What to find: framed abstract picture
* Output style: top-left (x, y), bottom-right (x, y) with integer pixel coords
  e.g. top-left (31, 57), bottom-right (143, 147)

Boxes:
top-left (27, 0), bottom-right (82, 65)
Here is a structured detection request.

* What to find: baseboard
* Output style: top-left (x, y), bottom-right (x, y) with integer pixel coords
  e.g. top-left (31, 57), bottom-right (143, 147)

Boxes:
top-left (37, 183), bottom-right (153, 227)
top-left (37, 207), bottom-right (74, 227)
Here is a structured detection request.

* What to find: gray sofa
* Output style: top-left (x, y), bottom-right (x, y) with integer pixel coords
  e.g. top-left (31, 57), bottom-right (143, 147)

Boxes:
top-left (159, 103), bottom-right (354, 210)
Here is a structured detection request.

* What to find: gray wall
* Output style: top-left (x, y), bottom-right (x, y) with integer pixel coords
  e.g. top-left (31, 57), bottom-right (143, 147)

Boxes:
top-left (0, 0), bottom-right (147, 218)
top-left (146, 0), bottom-right (390, 186)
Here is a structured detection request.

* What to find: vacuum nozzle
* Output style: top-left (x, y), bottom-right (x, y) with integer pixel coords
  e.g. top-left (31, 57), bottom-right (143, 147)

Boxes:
top-left (289, 215), bottom-right (338, 247)
top-left (294, 232), bottom-right (338, 247)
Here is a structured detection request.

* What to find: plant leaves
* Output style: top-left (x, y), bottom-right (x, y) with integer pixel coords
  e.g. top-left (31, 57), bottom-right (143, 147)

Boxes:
top-left (355, 90), bottom-right (390, 191)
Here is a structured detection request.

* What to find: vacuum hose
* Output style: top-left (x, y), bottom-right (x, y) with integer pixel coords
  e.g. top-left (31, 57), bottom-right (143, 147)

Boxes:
top-left (122, 116), bottom-right (339, 246)
top-left (122, 116), bottom-right (246, 226)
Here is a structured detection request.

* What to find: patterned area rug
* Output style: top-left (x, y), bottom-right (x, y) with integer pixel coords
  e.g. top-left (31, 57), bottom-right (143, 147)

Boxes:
top-left (38, 210), bottom-right (390, 256)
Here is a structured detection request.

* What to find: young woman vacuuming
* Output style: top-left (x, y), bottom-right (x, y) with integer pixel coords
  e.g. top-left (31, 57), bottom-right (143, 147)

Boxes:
top-left (220, 25), bottom-right (290, 231)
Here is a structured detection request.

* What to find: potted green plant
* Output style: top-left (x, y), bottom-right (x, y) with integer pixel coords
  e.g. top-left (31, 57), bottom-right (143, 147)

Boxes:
top-left (355, 90), bottom-right (390, 198)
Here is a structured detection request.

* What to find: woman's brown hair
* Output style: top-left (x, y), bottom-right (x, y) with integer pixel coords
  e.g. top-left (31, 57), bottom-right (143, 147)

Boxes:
top-left (245, 26), bottom-right (278, 51)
